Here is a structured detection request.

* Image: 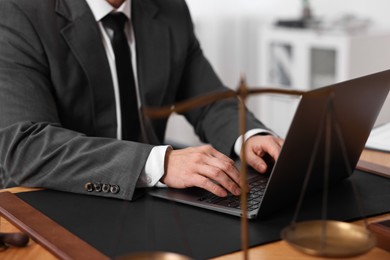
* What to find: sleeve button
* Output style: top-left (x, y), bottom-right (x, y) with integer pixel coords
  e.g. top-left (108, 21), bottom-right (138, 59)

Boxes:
top-left (84, 182), bottom-right (94, 192)
top-left (102, 183), bottom-right (110, 193)
top-left (110, 185), bottom-right (120, 194)
top-left (94, 183), bottom-right (102, 192)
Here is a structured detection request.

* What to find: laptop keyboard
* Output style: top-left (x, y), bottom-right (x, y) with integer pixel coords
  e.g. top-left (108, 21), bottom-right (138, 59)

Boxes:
top-left (198, 175), bottom-right (268, 211)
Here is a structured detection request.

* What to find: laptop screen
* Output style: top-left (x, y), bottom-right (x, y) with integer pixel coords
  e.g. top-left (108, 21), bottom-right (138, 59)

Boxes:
top-left (259, 69), bottom-right (390, 217)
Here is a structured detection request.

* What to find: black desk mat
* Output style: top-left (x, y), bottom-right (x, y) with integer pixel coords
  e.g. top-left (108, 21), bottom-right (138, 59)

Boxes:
top-left (16, 170), bottom-right (390, 259)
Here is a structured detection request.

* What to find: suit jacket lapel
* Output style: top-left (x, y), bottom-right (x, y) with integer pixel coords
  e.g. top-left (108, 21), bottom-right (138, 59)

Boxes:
top-left (132, 0), bottom-right (170, 108)
top-left (131, 0), bottom-right (171, 144)
top-left (55, 0), bottom-right (171, 141)
top-left (56, 0), bottom-right (117, 138)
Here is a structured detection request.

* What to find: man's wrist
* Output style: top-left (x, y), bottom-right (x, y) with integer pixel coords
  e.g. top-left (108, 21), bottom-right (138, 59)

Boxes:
top-left (158, 146), bottom-right (173, 187)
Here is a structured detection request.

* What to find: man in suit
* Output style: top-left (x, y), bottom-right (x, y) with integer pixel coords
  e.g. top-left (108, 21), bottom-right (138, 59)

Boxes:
top-left (0, 0), bottom-right (283, 200)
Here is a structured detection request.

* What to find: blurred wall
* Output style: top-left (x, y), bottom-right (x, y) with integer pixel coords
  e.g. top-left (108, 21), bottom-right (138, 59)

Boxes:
top-left (186, 0), bottom-right (390, 87)
top-left (187, 0), bottom-right (390, 29)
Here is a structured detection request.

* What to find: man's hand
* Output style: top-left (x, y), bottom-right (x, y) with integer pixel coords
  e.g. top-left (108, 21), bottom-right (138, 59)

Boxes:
top-left (243, 135), bottom-right (284, 174)
top-left (161, 145), bottom-right (241, 197)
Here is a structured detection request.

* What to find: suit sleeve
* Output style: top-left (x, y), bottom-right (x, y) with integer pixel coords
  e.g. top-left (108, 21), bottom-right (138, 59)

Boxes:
top-left (0, 1), bottom-right (152, 200)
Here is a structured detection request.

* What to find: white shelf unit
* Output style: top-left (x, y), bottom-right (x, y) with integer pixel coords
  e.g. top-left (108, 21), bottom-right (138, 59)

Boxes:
top-left (250, 26), bottom-right (390, 137)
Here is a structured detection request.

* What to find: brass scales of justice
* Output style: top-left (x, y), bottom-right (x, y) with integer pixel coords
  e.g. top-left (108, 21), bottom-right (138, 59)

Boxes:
top-left (138, 76), bottom-right (376, 259)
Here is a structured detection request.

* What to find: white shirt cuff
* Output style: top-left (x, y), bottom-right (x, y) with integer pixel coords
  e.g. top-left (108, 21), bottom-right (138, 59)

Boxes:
top-left (136, 145), bottom-right (171, 188)
top-left (233, 128), bottom-right (275, 156)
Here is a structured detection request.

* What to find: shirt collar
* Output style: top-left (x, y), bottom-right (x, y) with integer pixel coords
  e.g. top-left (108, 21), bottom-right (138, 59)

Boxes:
top-left (85, 0), bottom-right (131, 22)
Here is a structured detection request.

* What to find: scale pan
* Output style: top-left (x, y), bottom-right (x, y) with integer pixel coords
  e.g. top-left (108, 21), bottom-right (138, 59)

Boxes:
top-left (281, 220), bottom-right (376, 257)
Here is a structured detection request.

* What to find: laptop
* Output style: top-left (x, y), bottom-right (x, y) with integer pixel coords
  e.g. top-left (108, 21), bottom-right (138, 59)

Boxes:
top-left (149, 69), bottom-right (390, 219)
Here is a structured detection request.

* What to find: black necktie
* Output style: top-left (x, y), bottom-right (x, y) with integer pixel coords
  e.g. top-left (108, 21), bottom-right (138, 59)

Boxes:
top-left (102, 13), bottom-right (140, 141)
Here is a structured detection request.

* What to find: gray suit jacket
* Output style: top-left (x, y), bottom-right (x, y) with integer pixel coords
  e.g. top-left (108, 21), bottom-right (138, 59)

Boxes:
top-left (0, 0), bottom-right (265, 199)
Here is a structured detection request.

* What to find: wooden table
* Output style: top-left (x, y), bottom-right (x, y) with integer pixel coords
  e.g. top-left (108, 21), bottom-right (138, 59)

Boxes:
top-left (1, 149), bottom-right (390, 259)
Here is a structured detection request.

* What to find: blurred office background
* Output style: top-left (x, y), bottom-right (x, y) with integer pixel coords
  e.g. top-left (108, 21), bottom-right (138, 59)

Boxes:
top-left (165, 0), bottom-right (390, 145)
